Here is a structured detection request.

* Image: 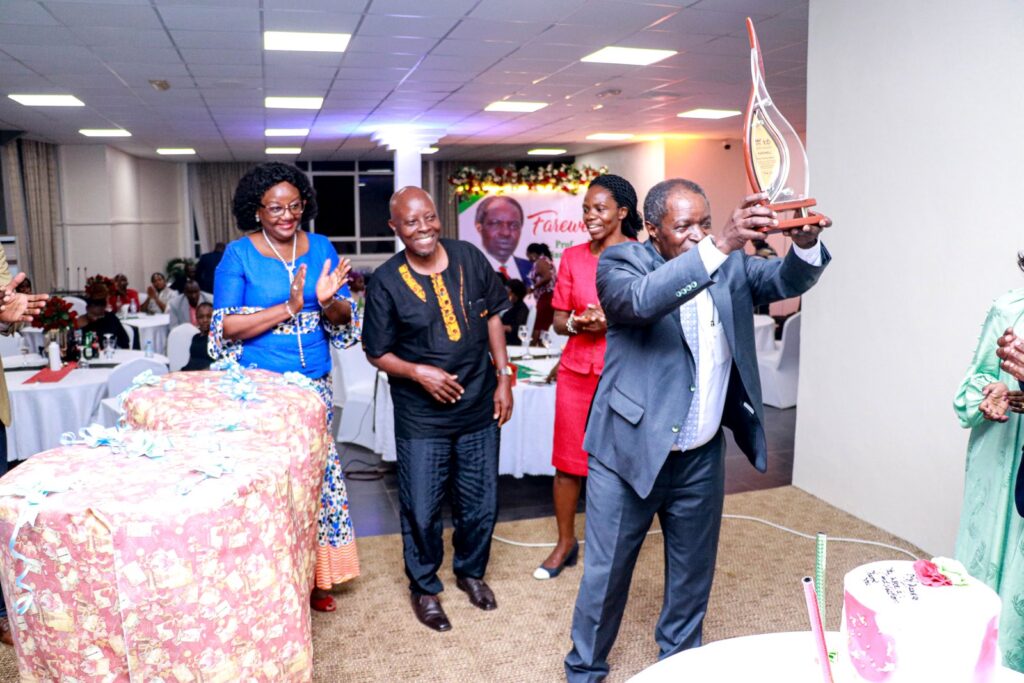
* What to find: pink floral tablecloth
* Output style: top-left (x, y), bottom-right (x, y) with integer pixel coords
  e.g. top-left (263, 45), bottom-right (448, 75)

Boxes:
top-left (0, 368), bottom-right (331, 682)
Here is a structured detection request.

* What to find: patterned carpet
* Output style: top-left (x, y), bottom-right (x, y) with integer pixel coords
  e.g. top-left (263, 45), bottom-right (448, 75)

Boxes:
top-left (0, 486), bottom-right (924, 682)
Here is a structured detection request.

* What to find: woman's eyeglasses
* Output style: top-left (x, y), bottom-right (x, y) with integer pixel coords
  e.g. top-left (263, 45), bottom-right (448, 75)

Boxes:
top-left (261, 200), bottom-right (305, 218)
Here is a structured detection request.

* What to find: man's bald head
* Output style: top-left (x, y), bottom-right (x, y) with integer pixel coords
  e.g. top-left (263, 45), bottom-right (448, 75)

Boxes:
top-left (390, 186), bottom-right (436, 220)
top-left (388, 186), bottom-right (443, 259)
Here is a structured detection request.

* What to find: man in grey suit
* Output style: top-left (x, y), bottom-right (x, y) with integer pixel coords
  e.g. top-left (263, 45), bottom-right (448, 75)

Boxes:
top-left (564, 179), bottom-right (831, 681)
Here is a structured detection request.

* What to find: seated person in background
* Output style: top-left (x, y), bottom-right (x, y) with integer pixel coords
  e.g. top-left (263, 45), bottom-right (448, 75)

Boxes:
top-left (168, 279), bottom-right (212, 328)
top-left (170, 262), bottom-right (198, 294)
top-left (182, 302), bottom-right (214, 371)
top-left (108, 273), bottom-right (140, 312)
top-left (14, 277), bottom-right (31, 295)
top-left (501, 278), bottom-right (530, 347)
top-left (75, 297), bottom-right (130, 350)
top-left (141, 272), bottom-right (174, 314)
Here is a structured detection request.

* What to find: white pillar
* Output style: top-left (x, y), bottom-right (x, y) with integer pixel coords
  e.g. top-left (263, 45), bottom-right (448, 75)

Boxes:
top-left (392, 147), bottom-right (422, 251)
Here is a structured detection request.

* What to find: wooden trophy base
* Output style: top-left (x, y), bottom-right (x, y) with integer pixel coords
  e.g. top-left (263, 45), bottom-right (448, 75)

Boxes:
top-left (763, 198), bottom-right (828, 233)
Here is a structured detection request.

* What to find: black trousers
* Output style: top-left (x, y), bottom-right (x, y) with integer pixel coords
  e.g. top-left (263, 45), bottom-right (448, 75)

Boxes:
top-left (395, 422), bottom-right (499, 595)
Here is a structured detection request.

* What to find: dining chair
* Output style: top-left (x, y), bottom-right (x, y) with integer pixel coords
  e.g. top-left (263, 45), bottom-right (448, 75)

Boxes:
top-left (335, 345), bottom-right (377, 450)
top-left (166, 323), bottom-right (199, 371)
top-left (756, 312), bottom-right (801, 409)
top-left (106, 357), bottom-right (168, 397)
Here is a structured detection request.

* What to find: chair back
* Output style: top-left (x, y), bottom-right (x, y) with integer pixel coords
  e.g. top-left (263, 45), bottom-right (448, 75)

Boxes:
top-left (107, 358), bottom-right (168, 396)
top-left (122, 323), bottom-right (136, 350)
top-left (776, 313), bottom-right (802, 370)
top-left (64, 296), bottom-right (87, 316)
top-left (167, 323), bottom-right (200, 371)
top-left (0, 332), bottom-right (23, 357)
top-left (337, 348), bottom-right (378, 405)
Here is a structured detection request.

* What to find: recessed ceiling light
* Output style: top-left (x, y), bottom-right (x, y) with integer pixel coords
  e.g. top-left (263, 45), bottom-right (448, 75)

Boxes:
top-left (528, 148), bottom-right (567, 156)
top-left (585, 133), bottom-right (634, 141)
top-left (485, 101), bottom-right (548, 113)
top-left (265, 128), bottom-right (310, 137)
top-left (263, 31), bottom-right (351, 53)
top-left (266, 147), bottom-right (301, 155)
top-left (580, 46), bottom-right (677, 66)
top-left (9, 94), bottom-right (84, 107)
top-left (420, 147), bottom-right (439, 154)
top-left (79, 128), bottom-right (131, 137)
top-left (265, 96), bottom-right (323, 110)
top-left (156, 148), bottom-right (195, 155)
top-left (677, 108), bottom-right (742, 119)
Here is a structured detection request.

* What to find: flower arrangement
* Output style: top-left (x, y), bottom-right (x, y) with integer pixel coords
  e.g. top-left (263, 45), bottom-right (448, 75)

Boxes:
top-left (32, 295), bottom-right (77, 332)
top-left (85, 274), bottom-right (114, 301)
top-left (448, 163), bottom-right (606, 196)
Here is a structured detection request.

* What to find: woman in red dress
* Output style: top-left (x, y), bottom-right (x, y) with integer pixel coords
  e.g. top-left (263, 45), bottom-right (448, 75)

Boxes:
top-left (534, 174), bottom-right (641, 579)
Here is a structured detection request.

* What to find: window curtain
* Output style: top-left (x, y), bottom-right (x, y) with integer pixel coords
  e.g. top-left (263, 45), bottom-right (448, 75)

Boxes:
top-left (188, 162), bottom-right (254, 252)
top-left (2, 140), bottom-right (61, 293)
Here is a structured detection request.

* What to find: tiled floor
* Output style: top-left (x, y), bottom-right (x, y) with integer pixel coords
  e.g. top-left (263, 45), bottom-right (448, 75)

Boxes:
top-left (339, 406), bottom-right (796, 538)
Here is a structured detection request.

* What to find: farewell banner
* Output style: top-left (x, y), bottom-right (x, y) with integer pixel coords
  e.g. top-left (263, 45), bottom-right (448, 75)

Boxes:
top-left (456, 191), bottom-right (588, 272)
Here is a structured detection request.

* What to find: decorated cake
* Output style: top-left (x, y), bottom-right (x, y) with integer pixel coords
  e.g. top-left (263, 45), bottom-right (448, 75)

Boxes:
top-left (838, 558), bottom-right (1001, 682)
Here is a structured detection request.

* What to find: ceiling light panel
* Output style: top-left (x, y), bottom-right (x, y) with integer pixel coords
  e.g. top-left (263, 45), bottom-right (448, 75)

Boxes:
top-left (9, 94), bottom-right (85, 107)
top-left (484, 101), bottom-right (548, 113)
top-left (580, 46), bottom-right (677, 66)
top-left (265, 96), bottom-right (323, 110)
top-left (263, 31), bottom-right (351, 53)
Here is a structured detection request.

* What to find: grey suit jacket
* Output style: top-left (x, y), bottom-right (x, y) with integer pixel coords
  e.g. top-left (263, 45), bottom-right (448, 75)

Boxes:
top-left (582, 239), bottom-right (831, 499)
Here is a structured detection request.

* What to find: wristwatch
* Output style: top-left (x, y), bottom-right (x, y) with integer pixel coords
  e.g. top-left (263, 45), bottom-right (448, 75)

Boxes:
top-left (496, 365), bottom-right (514, 378)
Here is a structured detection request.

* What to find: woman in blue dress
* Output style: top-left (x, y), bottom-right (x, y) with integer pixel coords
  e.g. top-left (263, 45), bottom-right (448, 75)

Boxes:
top-left (210, 162), bottom-right (360, 612)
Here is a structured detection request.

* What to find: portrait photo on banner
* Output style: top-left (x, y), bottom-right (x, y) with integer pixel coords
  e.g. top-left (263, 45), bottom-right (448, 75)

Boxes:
top-left (457, 191), bottom-right (590, 277)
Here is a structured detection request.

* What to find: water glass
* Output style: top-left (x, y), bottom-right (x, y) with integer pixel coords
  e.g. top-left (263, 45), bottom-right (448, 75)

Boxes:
top-left (517, 324), bottom-right (532, 360)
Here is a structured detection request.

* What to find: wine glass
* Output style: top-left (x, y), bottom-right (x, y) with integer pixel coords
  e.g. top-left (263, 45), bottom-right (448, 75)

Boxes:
top-left (517, 324), bottom-right (532, 360)
top-left (103, 333), bottom-right (115, 360)
top-left (539, 330), bottom-right (553, 354)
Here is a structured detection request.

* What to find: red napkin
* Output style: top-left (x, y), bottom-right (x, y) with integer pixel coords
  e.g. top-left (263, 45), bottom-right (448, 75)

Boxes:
top-left (24, 362), bottom-right (78, 384)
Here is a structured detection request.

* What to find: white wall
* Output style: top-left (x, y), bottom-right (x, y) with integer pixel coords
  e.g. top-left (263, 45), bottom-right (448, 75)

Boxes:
top-left (794, 0), bottom-right (1024, 554)
top-left (59, 145), bottom-right (189, 291)
top-left (577, 140), bottom-right (666, 210)
top-left (663, 138), bottom-right (746, 232)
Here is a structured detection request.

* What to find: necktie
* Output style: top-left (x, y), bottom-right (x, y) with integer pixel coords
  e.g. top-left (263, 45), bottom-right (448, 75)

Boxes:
top-left (678, 300), bottom-right (700, 450)
top-left (499, 265), bottom-right (511, 279)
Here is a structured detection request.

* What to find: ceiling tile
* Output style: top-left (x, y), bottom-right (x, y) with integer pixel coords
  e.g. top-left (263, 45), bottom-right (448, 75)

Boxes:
top-left (0, 23), bottom-right (81, 46)
top-left (448, 19), bottom-right (550, 42)
top-left (345, 35), bottom-right (433, 55)
top-left (469, 0), bottom-right (585, 23)
top-left (45, 2), bottom-right (163, 28)
top-left (356, 15), bottom-right (459, 38)
top-left (72, 27), bottom-right (174, 48)
top-left (430, 38), bottom-right (518, 59)
top-left (263, 10), bottom-right (362, 33)
top-left (168, 29), bottom-right (262, 49)
top-left (156, 6), bottom-right (261, 32)
top-left (178, 48), bottom-right (264, 65)
top-left (2, 2), bottom-right (61, 25)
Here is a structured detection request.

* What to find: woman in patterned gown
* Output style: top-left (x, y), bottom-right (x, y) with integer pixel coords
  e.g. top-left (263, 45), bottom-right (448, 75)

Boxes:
top-left (210, 162), bottom-right (360, 612)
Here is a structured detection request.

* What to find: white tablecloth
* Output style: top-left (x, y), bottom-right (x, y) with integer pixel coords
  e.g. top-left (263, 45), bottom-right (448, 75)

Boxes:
top-left (373, 357), bottom-right (559, 477)
top-left (123, 313), bottom-right (170, 354)
top-left (19, 326), bottom-right (44, 354)
top-left (628, 631), bottom-right (1024, 682)
top-left (754, 314), bottom-right (776, 351)
top-left (3, 349), bottom-right (169, 370)
top-left (5, 367), bottom-right (113, 461)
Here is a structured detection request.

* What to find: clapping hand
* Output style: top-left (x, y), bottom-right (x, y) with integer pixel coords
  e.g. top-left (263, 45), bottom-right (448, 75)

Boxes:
top-left (316, 258), bottom-right (352, 308)
top-left (980, 382), bottom-right (1011, 422)
top-left (574, 304), bottom-right (607, 334)
top-left (287, 264), bottom-right (307, 316)
top-left (0, 272), bottom-right (47, 323)
top-left (996, 328), bottom-right (1024, 381)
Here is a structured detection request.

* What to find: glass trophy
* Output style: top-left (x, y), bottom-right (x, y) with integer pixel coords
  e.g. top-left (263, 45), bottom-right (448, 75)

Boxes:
top-left (744, 18), bottom-right (828, 232)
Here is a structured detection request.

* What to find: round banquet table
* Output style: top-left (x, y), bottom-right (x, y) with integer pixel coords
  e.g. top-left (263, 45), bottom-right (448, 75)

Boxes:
top-left (753, 314), bottom-right (776, 351)
top-left (627, 631), bottom-right (1024, 682)
top-left (5, 367), bottom-right (112, 461)
top-left (122, 312), bottom-right (170, 354)
top-left (373, 357), bottom-right (558, 477)
top-left (3, 349), bottom-right (169, 370)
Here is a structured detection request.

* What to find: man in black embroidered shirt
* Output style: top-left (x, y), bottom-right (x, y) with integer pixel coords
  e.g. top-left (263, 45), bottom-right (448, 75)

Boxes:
top-left (363, 186), bottom-right (513, 632)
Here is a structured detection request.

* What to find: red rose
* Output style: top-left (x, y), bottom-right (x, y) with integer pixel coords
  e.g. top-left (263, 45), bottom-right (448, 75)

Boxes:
top-left (914, 559), bottom-right (952, 587)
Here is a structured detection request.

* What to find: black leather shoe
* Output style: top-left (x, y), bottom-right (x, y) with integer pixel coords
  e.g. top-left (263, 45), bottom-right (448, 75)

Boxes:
top-left (456, 577), bottom-right (497, 611)
top-left (411, 593), bottom-right (452, 632)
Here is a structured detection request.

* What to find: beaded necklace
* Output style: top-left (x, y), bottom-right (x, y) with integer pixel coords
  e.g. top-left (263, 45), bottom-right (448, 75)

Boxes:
top-left (262, 230), bottom-right (306, 367)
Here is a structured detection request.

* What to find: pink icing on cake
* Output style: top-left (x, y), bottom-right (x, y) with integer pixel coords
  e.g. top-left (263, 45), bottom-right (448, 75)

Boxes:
top-left (974, 616), bottom-right (999, 683)
top-left (844, 591), bottom-right (897, 681)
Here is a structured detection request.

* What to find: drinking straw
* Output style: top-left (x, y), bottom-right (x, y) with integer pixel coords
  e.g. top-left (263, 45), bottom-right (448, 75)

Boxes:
top-left (803, 576), bottom-right (834, 683)
top-left (815, 532), bottom-right (827, 625)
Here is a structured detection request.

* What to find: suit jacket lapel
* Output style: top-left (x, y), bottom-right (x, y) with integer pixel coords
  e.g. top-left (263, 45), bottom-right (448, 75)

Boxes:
top-left (643, 241), bottom-right (689, 348)
top-left (709, 263), bottom-right (736, 354)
